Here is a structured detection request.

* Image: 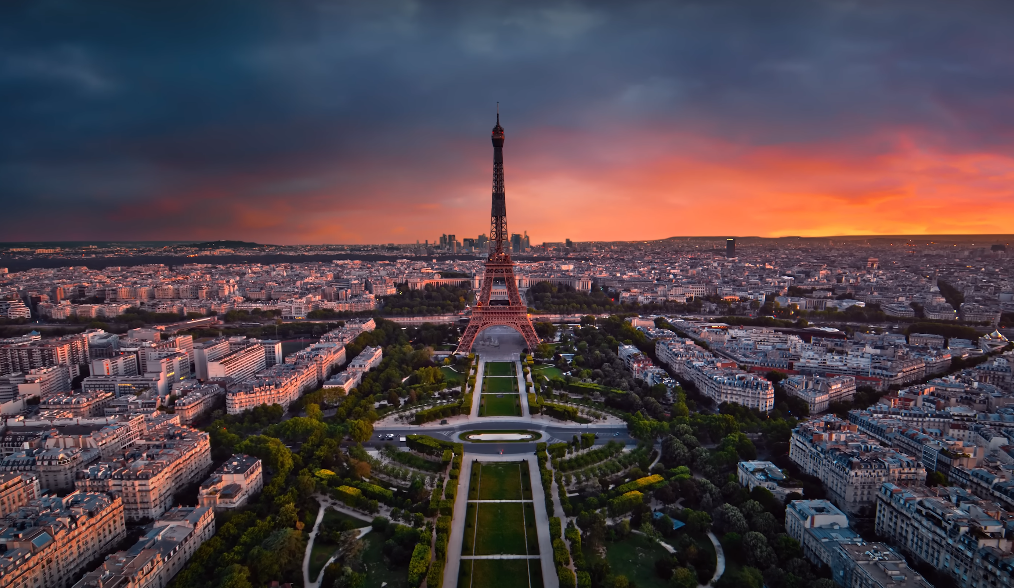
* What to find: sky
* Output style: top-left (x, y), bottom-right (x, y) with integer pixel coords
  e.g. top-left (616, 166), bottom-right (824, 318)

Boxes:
top-left (3, 0), bottom-right (1014, 245)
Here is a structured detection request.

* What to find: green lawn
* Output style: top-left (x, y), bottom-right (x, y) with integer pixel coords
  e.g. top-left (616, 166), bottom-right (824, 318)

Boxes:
top-left (472, 502), bottom-right (531, 555)
top-left (322, 508), bottom-right (372, 529)
top-left (476, 462), bottom-right (525, 500)
top-left (458, 558), bottom-right (544, 588)
top-left (602, 533), bottom-right (673, 588)
top-left (532, 365), bottom-right (564, 380)
top-left (441, 365), bottom-right (464, 383)
top-left (308, 540), bottom-right (338, 580)
top-left (484, 376), bottom-right (518, 393)
top-left (485, 362), bottom-right (515, 377)
top-left (361, 533), bottom-right (408, 588)
top-left (481, 394), bottom-right (520, 416)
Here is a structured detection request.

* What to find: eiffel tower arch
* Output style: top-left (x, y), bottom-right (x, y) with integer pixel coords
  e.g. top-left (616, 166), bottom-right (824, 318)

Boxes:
top-left (456, 110), bottom-right (540, 354)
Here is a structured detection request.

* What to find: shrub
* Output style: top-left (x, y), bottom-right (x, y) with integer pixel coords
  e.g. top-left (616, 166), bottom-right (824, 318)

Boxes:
top-left (426, 558), bottom-right (444, 587)
top-left (336, 485), bottom-right (362, 504)
top-left (558, 565), bottom-right (577, 588)
top-left (553, 538), bottom-right (571, 567)
top-left (372, 516), bottom-right (389, 533)
top-left (407, 543), bottom-right (431, 587)
top-left (614, 474), bottom-right (666, 494)
top-left (550, 517), bottom-right (562, 540)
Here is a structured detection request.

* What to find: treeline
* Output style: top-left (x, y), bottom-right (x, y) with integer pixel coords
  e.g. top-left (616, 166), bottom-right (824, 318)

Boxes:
top-left (379, 283), bottom-right (473, 315)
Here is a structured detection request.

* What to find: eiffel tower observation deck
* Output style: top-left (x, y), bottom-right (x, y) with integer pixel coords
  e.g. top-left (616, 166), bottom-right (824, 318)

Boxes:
top-left (456, 109), bottom-right (540, 354)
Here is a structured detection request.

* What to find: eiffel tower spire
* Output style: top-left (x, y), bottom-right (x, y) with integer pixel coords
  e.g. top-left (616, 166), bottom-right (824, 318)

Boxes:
top-left (456, 109), bottom-right (540, 355)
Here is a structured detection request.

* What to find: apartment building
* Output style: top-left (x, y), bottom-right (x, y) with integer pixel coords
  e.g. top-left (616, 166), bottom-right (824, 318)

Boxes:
top-left (225, 366), bottom-right (305, 414)
top-left (146, 351), bottom-right (191, 384)
top-left (90, 354), bottom-right (139, 377)
top-left (783, 374), bottom-right (857, 414)
top-left (0, 473), bottom-right (39, 517)
top-left (75, 426), bottom-right (212, 522)
top-left (39, 391), bottom-right (115, 417)
top-left (82, 373), bottom-right (167, 397)
top-left (349, 345), bottom-right (383, 372)
top-left (284, 341), bottom-right (345, 384)
top-left (656, 338), bottom-right (775, 411)
top-left (829, 543), bottom-right (932, 588)
top-left (785, 499), bottom-right (862, 567)
top-left (73, 506), bottom-right (215, 588)
top-left (789, 416), bottom-right (926, 515)
top-left (171, 382), bottom-right (224, 425)
top-left (0, 492), bottom-right (127, 588)
top-left (738, 460), bottom-right (801, 500)
top-left (197, 454), bottom-right (263, 510)
top-left (207, 343), bottom-right (266, 383)
top-left (0, 446), bottom-right (103, 492)
top-left (193, 338), bottom-right (231, 380)
top-left (18, 366), bottom-right (72, 399)
top-left (875, 483), bottom-right (1013, 588)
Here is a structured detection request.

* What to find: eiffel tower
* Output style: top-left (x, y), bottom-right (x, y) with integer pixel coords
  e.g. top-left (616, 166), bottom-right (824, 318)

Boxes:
top-left (455, 109), bottom-right (540, 354)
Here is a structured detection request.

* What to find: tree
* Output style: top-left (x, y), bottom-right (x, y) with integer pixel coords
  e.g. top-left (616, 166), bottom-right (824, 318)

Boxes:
top-left (237, 435), bottom-right (293, 475)
top-left (671, 567), bottom-right (697, 588)
top-left (718, 514), bottom-right (753, 550)
top-left (306, 403), bottom-right (324, 421)
top-left (926, 471), bottom-right (948, 487)
top-left (218, 564), bottom-right (253, 588)
top-left (685, 509), bottom-right (712, 534)
top-left (348, 420), bottom-right (373, 443)
top-left (742, 532), bottom-right (776, 567)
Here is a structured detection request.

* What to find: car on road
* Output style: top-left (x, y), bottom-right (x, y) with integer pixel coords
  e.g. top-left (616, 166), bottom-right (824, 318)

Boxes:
top-left (613, 432), bottom-right (620, 437)
top-left (386, 433), bottom-right (395, 440)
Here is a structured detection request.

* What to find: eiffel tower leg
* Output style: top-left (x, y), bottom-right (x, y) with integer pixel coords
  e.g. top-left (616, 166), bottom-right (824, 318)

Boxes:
top-left (455, 316), bottom-right (484, 354)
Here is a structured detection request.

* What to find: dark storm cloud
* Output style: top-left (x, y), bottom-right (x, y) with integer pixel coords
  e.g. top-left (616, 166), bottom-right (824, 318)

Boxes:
top-left (2, 0), bottom-right (1014, 241)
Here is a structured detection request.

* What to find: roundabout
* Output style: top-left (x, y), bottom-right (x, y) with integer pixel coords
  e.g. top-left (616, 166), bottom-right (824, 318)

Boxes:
top-left (459, 429), bottom-right (542, 443)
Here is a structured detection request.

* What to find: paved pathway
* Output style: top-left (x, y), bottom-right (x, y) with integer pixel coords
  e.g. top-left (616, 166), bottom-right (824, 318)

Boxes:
top-left (305, 526), bottom-right (372, 588)
top-left (302, 497), bottom-right (377, 588)
top-left (521, 453), bottom-right (560, 588)
top-left (516, 359), bottom-right (530, 417)
top-left (470, 358), bottom-right (485, 417)
top-left (443, 456), bottom-right (474, 586)
top-left (703, 531), bottom-right (726, 587)
top-left (302, 501), bottom-right (327, 588)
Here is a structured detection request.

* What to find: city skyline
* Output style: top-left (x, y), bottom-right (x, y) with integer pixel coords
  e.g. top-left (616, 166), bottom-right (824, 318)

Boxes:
top-left (4, 1), bottom-right (1014, 244)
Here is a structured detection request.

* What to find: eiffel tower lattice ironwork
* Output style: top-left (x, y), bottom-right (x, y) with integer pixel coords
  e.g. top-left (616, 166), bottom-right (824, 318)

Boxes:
top-left (455, 109), bottom-right (540, 354)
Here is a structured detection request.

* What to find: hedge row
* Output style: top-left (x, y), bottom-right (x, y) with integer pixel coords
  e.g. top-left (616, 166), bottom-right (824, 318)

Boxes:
top-left (413, 403), bottom-right (464, 425)
top-left (556, 441), bottom-right (624, 472)
top-left (346, 480), bottom-right (395, 502)
top-left (607, 490), bottom-right (644, 517)
top-left (613, 474), bottom-right (665, 494)
top-left (543, 402), bottom-right (579, 421)
top-left (389, 449), bottom-right (443, 472)
top-left (535, 443), bottom-right (555, 516)
top-left (553, 538), bottom-right (571, 567)
top-left (407, 434), bottom-right (463, 456)
top-left (407, 543), bottom-right (431, 587)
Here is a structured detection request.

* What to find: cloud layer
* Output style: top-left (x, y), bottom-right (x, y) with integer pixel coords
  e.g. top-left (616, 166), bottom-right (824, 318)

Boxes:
top-left (2, 0), bottom-right (1013, 244)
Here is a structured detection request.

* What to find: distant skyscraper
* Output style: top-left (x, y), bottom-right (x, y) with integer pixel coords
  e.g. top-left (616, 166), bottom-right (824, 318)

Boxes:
top-left (565, 238), bottom-right (573, 249)
top-left (511, 233), bottom-right (522, 253)
top-left (522, 231), bottom-right (530, 251)
top-left (477, 234), bottom-right (487, 248)
top-left (447, 234), bottom-right (456, 253)
top-left (726, 238), bottom-right (736, 258)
